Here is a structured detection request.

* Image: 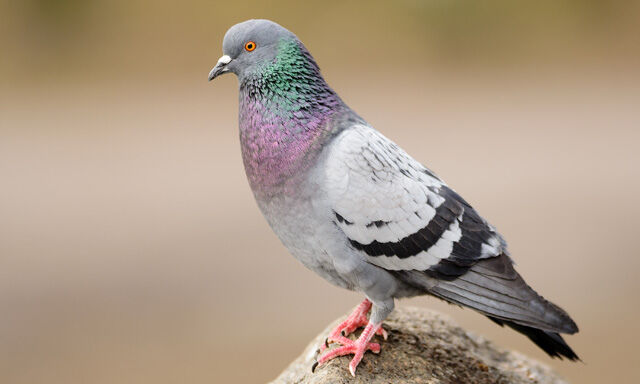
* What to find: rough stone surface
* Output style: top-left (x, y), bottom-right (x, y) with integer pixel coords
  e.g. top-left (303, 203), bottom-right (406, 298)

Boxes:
top-left (269, 306), bottom-right (568, 384)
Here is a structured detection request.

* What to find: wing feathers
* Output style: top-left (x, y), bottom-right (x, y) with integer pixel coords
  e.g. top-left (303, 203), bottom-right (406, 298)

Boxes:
top-left (327, 125), bottom-right (504, 274)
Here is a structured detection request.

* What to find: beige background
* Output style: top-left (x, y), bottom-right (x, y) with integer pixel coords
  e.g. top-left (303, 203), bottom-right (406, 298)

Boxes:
top-left (2, 1), bottom-right (639, 383)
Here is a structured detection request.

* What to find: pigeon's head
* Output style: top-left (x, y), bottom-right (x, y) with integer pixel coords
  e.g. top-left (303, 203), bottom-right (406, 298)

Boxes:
top-left (208, 19), bottom-right (299, 81)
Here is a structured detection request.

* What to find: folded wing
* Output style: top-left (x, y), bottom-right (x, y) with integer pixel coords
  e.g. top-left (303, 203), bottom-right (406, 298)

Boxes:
top-left (324, 125), bottom-right (504, 277)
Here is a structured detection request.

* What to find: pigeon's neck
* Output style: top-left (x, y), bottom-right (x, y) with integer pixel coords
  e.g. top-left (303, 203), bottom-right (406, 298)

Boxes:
top-left (238, 39), bottom-right (353, 198)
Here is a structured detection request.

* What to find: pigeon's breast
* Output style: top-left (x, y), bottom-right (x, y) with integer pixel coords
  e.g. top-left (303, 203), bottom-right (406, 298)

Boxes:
top-left (238, 98), bottom-right (336, 199)
top-left (239, 123), bottom-right (324, 198)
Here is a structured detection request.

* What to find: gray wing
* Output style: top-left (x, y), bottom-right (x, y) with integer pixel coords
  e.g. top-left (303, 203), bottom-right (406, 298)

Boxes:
top-left (323, 125), bottom-right (578, 335)
top-left (324, 125), bottom-right (504, 278)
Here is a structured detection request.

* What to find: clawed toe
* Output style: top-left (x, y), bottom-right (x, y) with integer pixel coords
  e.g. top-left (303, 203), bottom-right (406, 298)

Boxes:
top-left (377, 326), bottom-right (388, 340)
top-left (314, 301), bottom-right (387, 376)
top-left (316, 340), bottom-right (380, 365)
top-left (314, 321), bottom-right (384, 376)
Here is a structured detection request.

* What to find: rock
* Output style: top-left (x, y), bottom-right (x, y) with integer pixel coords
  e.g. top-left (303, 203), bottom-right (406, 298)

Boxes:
top-left (269, 306), bottom-right (568, 384)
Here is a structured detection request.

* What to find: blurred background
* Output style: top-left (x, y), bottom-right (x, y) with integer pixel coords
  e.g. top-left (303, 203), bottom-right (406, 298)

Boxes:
top-left (1, 1), bottom-right (639, 383)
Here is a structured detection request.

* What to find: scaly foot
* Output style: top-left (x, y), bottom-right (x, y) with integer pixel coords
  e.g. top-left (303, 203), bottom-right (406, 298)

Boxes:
top-left (319, 299), bottom-right (387, 353)
top-left (315, 321), bottom-right (384, 376)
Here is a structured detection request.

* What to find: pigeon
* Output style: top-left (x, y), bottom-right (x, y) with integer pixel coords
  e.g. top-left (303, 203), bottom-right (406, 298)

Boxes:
top-left (208, 19), bottom-right (579, 376)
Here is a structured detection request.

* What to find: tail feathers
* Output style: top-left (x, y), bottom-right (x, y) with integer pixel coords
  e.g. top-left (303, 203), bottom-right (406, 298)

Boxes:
top-left (391, 253), bottom-right (580, 359)
top-left (428, 254), bottom-right (579, 334)
top-left (488, 316), bottom-right (580, 361)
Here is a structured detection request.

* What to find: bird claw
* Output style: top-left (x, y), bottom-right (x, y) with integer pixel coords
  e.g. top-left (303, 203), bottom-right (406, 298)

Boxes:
top-left (322, 299), bottom-right (376, 343)
top-left (340, 323), bottom-right (387, 340)
top-left (316, 339), bottom-right (380, 364)
top-left (315, 300), bottom-right (387, 375)
top-left (379, 326), bottom-right (388, 340)
top-left (314, 321), bottom-right (383, 376)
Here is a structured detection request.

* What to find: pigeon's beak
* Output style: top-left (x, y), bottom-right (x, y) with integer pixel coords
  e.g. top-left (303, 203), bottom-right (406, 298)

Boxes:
top-left (208, 55), bottom-right (232, 81)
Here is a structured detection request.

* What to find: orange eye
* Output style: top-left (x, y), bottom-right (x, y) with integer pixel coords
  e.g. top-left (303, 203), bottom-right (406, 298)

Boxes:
top-left (244, 41), bottom-right (256, 52)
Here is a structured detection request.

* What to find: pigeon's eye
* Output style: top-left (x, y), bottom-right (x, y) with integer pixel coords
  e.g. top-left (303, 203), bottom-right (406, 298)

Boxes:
top-left (244, 41), bottom-right (256, 52)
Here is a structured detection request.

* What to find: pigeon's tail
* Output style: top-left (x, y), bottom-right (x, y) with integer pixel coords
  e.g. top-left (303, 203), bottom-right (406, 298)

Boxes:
top-left (487, 316), bottom-right (579, 360)
top-left (393, 253), bottom-right (579, 360)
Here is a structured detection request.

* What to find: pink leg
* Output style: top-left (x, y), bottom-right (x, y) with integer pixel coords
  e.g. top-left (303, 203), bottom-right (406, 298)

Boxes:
top-left (319, 299), bottom-right (387, 353)
top-left (316, 321), bottom-right (383, 376)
